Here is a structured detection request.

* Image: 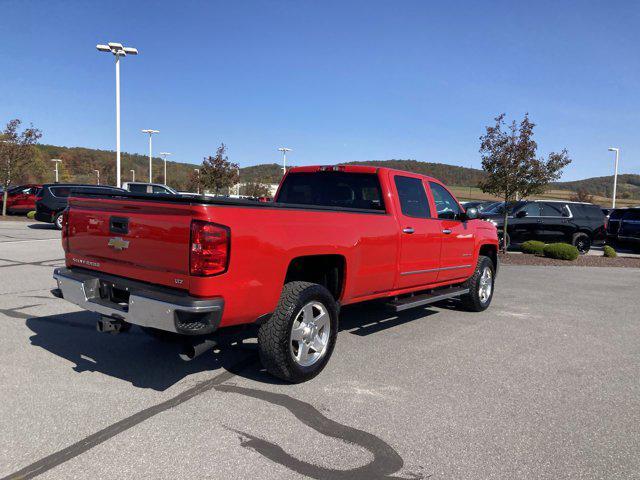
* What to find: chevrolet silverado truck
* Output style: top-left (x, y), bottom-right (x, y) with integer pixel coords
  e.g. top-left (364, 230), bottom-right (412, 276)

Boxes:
top-left (52, 166), bottom-right (499, 382)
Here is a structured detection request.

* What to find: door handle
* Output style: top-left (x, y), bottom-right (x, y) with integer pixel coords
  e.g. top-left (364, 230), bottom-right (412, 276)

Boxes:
top-left (402, 227), bottom-right (415, 234)
top-left (442, 229), bottom-right (452, 234)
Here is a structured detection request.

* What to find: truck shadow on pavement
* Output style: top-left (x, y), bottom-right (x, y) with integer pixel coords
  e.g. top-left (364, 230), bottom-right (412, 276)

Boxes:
top-left (22, 309), bottom-right (428, 480)
top-left (24, 301), bottom-right (456, 391)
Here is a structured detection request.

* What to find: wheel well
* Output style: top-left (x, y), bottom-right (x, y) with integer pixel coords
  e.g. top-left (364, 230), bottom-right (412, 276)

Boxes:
top-left (284, 255), bottom-right (345, 301)
top-left (479, 244), bottom-right (498, 271)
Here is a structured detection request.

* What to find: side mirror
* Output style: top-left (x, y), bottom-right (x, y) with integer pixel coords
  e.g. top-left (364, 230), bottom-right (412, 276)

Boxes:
top-left (464, 207), bottom-right (479, 220)
top-left (516, 210), bottom-right (527, 218)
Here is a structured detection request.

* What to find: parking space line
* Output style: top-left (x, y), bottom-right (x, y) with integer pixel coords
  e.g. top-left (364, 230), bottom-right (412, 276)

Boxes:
top-left (0, 239), bottom-right (59, 244)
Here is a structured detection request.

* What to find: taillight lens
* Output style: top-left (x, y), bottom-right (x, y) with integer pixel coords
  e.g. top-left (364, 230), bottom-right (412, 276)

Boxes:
top-left (61, 207), bottom-right (70, 252)
top-left (190, 220), bottom-right (230, 276)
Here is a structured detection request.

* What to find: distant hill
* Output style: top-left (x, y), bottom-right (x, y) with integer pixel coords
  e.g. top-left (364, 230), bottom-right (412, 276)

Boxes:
top-left (553, 174), bottom-right (640, 201)
top-left (342, 159), bottom-right (485, 187)
top-left (12, 145), bottom-right (638, 202)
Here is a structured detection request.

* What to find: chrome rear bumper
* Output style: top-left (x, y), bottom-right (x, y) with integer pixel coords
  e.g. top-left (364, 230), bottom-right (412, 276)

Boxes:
top-left (53, 267), bottom-right (223, 335)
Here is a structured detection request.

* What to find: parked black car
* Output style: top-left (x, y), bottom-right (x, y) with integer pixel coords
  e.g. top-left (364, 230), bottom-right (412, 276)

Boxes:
top-left (606, 208), bottom-right (640, 250)
top-left (481, 200), bottom-right (605, 253)
top-left (35, 184), bottom-right (124, 229)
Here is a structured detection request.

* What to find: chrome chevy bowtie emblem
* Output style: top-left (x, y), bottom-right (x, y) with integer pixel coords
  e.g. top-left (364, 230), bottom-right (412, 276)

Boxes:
top-left (108, 237), bottom-right (129, 251)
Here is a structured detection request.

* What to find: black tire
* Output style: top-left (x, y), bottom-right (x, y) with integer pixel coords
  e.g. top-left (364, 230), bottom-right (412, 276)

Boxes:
top-left (258, 281), bottom-right (338, 383)
top-left (572, 233), bottom-right (591, 254)
top-left (461, 255), bottom-right (495, 312)
top-left (139, 326), bottom-right (184, 343)
top-left (54, 212), bottom-right (64, 230)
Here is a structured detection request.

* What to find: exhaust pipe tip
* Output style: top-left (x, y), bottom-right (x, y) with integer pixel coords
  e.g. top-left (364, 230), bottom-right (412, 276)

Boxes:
top-left (179, 338), bottom-right (217, 361)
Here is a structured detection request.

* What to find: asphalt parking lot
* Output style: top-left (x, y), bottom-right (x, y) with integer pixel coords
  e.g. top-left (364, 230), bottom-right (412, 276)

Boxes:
top-left (1, 220), bottom-right (639, 480)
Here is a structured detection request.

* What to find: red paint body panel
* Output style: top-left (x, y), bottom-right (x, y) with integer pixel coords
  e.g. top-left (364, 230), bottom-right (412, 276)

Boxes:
top-left (6, 184), bottom-right (41, 213)
top-left (64, 166), bottom-right (498, 329)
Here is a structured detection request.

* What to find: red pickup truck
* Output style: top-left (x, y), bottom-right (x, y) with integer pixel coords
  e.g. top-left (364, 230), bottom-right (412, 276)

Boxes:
top-left (53, 166), bottom-right (498, 382)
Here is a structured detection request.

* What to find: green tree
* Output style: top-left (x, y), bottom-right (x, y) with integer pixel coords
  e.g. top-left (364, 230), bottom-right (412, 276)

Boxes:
top-left (240, 182), bottom-right (272, 198)
top-left (1, 119), bottom-right (43, 215)
top-left (199, 144), bottom-right (239, 195)
top-left (479, 113), bottom-right (571, 251)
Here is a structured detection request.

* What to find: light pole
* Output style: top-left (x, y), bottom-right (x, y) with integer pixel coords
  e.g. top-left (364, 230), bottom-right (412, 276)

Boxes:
top-left (160, 152), bottom-right (171, 185)
top-left (51, 159), bottom-right (62, 183)
top-left (130, 169), bottom-right (135, 182)
top-left (94, 169), bottom-right (100, 185)
top-left (278, 147), bottom-right (291, 174)
top-left (608, 147), bottom-right (620, 208)
top-left (142, 129), bottom-right (159, 182)
top-left (96, 42), bottom-right (138, 188)
top-left (194, 168), bottom-right (200, 194)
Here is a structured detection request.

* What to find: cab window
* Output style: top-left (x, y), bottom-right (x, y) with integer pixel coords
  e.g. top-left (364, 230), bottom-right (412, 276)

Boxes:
top-left (394, 176), bottom-right (430, 218)
top-left (429, 182), bottom-right (461, 220)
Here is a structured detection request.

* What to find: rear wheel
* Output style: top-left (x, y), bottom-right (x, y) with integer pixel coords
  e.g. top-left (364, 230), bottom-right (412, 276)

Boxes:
top-left (572, 233), bottom-right (591, 254)
top-left (258, 281), bottom-right (338, 383)
top-left (461, 255), bottom-right (495, 312)
top-left (54, 212), bottom-right (64, 230)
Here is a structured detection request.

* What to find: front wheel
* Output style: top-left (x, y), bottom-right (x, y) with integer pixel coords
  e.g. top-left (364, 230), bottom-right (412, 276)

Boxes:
top-left (258, 281), bottom-right (338, 383)
top-left (461, 255), bottom-right (495, 312)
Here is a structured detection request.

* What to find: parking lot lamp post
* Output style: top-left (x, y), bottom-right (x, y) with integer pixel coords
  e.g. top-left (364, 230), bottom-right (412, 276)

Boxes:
top-left (96, 42), bottom-right (138, 188)
top-left (94, 169), bottom-right (100, 185)
top-left (51, 159), bottom-right (62, 183)
top-left (607, 147), bottom-right (620, 208)
top-left (142, 129), bottom-right (159, 182)
top-left (130, 169), bottom-right (135, 182)
top-left (278, 147), bottom-right (291, 175)
top-left (160, 152), bottom-right (171, 185)
top-left (194, 168), bottom-right (200, 194)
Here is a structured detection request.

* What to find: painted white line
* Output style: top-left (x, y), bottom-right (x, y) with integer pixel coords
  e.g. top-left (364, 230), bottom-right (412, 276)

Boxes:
top-left (0, 238), bottom-right (59, 244)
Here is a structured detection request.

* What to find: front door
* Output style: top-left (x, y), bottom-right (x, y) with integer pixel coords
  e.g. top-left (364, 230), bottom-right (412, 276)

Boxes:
top-left (392, 174), bottom-right (442, 289)
top-left (428, 182), bottom-right (475, 282)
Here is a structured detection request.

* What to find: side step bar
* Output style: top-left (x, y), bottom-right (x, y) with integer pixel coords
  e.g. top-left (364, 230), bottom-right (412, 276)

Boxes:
top-left (385, 286), bottom-right (469, 312)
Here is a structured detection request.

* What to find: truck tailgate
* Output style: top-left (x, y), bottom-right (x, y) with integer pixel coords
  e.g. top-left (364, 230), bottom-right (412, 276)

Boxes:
top-left (66, 197), bottom-right (193, 289)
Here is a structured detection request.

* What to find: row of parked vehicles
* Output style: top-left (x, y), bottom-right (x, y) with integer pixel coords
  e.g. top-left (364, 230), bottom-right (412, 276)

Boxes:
top-left (2, 182), bottom-right (175, 229)
top-left (463, 199), bottom-right (640, 254)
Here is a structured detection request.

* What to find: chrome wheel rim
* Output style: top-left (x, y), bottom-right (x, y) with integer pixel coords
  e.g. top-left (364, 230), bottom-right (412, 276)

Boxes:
top-left (55, 215), bottom-right (63, 229)
top-left (478, 266), bottom-right (493, 303)
top-left (290, 301), bottom-right (331, 367)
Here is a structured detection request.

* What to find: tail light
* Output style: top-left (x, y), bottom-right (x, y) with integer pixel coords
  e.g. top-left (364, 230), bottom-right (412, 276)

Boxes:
top-left (190, 220), bottom-right (230, 276)
top-left (61, 207), bottom-right (70, 252)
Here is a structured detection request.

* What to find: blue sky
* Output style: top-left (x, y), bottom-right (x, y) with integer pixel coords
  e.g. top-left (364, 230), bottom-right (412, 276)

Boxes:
top-left (1, 0), bottom-right (638, 180)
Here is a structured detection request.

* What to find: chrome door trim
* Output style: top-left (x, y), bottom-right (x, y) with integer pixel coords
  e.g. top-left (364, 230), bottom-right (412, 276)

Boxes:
top-left (400, 264), bottom-right (472, 276)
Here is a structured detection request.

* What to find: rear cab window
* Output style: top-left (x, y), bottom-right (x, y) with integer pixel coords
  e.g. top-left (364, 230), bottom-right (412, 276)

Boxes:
top-left (276, 171), bottom-right (385, 211)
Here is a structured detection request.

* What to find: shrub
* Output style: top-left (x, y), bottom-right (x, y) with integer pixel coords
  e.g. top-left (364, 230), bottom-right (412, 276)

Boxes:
top-left (543, 243), bottom-right (579, 261)
top-left (521, 240), bottom-right (546, 255)
top-left (603, 245), bottom-right (617, 258)
top-left (27, 210), bottom-right (36, 219)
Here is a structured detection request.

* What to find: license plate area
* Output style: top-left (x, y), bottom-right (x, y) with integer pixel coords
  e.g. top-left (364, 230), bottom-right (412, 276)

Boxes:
top-left (98, 280), bottom-right (130, 311)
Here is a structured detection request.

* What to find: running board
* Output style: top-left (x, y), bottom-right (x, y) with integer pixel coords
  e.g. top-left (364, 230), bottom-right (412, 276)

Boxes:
top-left (385, 286), bottom-right (469, 312)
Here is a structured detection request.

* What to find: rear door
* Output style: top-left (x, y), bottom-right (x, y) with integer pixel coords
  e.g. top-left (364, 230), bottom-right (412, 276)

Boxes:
top-left (428, 182), bottom-right (475, 282)
top-left (392, 174), bottom-right (442, 288)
